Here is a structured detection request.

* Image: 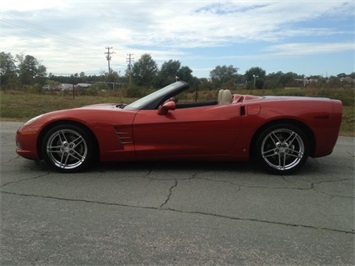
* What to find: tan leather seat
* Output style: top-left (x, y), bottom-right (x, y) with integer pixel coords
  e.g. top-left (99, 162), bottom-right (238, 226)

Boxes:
top-left (218, 89), bottom-right (233, 105)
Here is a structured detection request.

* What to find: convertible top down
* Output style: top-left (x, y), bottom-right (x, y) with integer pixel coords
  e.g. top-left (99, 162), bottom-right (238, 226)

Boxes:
top-left (16, 81), bottom-right (343, 174)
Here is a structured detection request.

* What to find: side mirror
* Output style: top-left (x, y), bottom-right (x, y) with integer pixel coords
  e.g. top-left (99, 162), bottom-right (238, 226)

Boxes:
top-left (158, 101), bottom-right (176, 115)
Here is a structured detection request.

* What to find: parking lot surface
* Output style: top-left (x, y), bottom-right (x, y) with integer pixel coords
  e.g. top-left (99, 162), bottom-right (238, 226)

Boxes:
top-left (1, 122), bottom-right (354, 265)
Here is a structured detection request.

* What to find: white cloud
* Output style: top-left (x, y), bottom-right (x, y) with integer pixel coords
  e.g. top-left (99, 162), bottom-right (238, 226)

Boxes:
top-left (1, 0), bottom-right (353, 76)
top-left (264, 42), bottom-right (355, 57)
top-left (1, 0), bottom-right (69, 11)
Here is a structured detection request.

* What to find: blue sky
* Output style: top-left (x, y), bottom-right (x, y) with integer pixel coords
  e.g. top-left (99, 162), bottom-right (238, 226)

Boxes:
top-left (1, 0), bottom-right (354, 78)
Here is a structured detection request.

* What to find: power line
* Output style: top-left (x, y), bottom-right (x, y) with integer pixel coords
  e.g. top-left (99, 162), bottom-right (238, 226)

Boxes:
top-left (2, 14), bottom-right (84, 46)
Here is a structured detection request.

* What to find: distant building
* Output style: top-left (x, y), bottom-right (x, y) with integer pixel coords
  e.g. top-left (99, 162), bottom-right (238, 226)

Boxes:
top-left (294, 78), bottom-right (319, 87)
top-left (75, 83), bottom-right (91, 89)
top-left (340, 76), bottom-right (354, 84)
top-left (58, 83), bottom-right (74, 91)
top-left (42, 85), bottom-right (52, 91)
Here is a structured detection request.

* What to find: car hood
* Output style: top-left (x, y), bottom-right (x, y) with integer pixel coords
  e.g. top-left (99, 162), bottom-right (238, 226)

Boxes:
top-left (36, 103), bottom-right (127, 121)
top-left (23, 103), bottom-right (132, 128)
top-left (77, 103), bottom-right (124, 110)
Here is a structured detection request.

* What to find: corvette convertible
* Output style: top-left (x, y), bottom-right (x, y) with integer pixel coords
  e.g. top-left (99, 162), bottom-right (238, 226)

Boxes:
top-left (16, 81), bottom-right (342, 174)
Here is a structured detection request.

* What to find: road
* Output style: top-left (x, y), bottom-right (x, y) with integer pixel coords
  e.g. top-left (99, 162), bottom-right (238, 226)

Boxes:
top-left (1, 121), bottom-right (354, 265)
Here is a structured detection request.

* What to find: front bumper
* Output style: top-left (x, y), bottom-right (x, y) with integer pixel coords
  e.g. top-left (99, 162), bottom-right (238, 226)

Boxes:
top-left (16, 125), bottom-right (40, 160)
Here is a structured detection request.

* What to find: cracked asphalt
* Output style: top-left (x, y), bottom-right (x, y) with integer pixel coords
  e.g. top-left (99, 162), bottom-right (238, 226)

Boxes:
top-left (1, 121), bottom-right (354, 265)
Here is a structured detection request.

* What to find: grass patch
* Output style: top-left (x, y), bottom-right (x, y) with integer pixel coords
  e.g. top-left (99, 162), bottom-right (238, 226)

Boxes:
top-left (0, 91), bottom-right (135, 120)
top-left (1, 88), bottom-right (354, 136)
top-left (341, 106), bottom-right (355, 136)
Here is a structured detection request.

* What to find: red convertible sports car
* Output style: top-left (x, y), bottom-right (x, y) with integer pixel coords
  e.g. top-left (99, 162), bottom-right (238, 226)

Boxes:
top-left (16, 81), bottom-right (342, 175)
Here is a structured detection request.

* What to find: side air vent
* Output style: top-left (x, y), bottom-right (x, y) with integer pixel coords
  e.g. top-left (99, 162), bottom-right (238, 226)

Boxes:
top-left (114, 129), bottom-right (133, 145)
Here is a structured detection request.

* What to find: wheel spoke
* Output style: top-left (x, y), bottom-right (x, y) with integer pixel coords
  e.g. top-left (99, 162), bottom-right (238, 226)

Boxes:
top-left (269, 132), bottom-right (280, 145)
top-left (59, 152), bottom-right (70, 167)
top-left (287, 149), bottom-right (304, 158)
top-left (47, 145), bottom-right (61, 153)
top-left (71, 149), bottom-right (85, 161)
top-left (58, 130), bottom-right (68, 143)
top-left (285, 132), bottom-right (297, 145)
top-left (72, 135), bottom-right (84, 146)
top-left (278, 153), bottom-right (282, 169)
top-left (282, 153), bottom-right (287, 168)
top-left (262, 148), bottom-right (277, 158)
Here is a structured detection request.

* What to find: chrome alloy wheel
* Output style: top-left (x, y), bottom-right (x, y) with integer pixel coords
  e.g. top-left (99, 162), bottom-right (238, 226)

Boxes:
top-left (260, 128), bottom-right (305, 172)
top-left (46, 129), bottom-right (88, 170)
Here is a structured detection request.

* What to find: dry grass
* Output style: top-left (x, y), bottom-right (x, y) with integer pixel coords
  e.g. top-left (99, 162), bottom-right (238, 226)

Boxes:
top-left (1, 88), bottom-right (354, 136)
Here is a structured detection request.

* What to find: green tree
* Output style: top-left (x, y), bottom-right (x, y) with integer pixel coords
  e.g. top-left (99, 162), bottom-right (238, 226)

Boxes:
top-left (132, 54), bottom-right (158, 87)
top-left (177, 66), bottom-right (193, 84)
top-left (36, 64), bottom-right (47, 85)
top-left (155, 60), bottom-right (181, 87)
top-left (0, 52), bottom-right (18, 89)
top-left (210, 65), bottom-right (239, 88)
top-left (245, 67), bottom-right (266, 89)
top-left (264, 71), bottom-right (283, 89)
top-left (17, 54), bottom-right (47, 86)
top-left (280, 72), bottom-right (300, 87)
top-left (105, 71), bottom-right (120, 89)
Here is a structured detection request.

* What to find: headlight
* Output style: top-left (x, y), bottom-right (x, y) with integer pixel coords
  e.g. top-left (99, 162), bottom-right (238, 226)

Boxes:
top-left (24, 114), bottom-right (44, 126)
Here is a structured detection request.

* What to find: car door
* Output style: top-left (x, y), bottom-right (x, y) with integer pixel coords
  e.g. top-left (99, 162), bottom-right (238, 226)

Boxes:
top-left (132, 104), bottom-right (242, 157)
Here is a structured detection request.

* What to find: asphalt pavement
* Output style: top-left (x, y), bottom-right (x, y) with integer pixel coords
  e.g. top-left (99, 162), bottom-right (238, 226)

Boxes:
top-left (1, 121), bottom-right (354, 265)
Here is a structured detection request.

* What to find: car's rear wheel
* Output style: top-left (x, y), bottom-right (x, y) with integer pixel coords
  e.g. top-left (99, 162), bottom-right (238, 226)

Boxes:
top-left (41, 124), bottom-right (94, 173)
top-left (254, 123), bottom-right (309, 175)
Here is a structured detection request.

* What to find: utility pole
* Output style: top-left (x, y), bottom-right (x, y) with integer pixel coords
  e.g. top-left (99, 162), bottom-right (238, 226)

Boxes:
top-left (253, 74), bottom-right (258, 88)
top-left (104, 47), bottom-right (115, 73)
top-left (126, 53), bottom-right (134, 72)
top-left (126, 53), bottom-right (134, 85)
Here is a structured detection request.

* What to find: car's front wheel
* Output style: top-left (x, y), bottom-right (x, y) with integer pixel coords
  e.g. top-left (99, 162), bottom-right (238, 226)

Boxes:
top-left (41, 124), bottom-right (94, 173)
top-left (254, 124), bottom-right (309, 175)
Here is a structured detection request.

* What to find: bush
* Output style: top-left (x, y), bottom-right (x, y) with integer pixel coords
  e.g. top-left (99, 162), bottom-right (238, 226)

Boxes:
top-left (126, 84), bottom-right (155, 98)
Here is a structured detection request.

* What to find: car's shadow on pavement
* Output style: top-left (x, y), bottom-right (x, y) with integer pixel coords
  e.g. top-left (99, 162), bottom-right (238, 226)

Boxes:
top-left (93, 160), bottom-right (258, 173)
top-left (32, 157), bottom-right (324, 177)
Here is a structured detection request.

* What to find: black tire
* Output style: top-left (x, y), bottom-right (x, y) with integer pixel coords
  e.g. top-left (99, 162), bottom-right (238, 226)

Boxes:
top-left (254, 123), bottom-right (309, 175)
top-left (41, 124), bottom-right (94, 173)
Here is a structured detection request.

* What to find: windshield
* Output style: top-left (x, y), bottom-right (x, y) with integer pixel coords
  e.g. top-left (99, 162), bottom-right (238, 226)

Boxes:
top-left (124, 82), bottom-right (185, 110)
